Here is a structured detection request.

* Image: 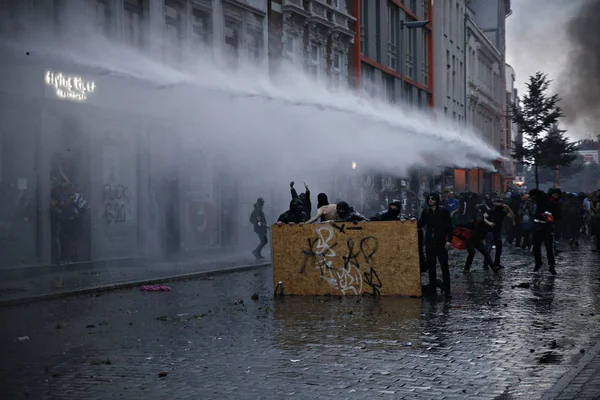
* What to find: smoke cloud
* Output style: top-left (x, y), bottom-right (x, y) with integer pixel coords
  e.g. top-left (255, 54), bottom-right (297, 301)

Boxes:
top-left (560, 0), bottom-right (600, 134)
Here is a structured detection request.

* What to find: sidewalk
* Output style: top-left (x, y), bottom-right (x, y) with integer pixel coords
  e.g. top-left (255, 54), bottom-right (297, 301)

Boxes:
top-left (0, 247), bottom-right (270, 305)
top-left (541, 341), bottom-right (600, 400)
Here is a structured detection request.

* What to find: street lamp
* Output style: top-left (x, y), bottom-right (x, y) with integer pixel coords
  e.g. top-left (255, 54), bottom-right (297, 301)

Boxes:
top-left (399, 19), bottom-right (430, 101)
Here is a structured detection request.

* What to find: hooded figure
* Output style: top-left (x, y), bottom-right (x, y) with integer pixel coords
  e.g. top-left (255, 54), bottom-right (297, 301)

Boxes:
top-left (291, 181), bottom-right (312, 218)
top-left (418, 192), bottom-right (454, 297)
top-left (306, 193), bottom-right (337, 224)
top-left (277, 198), bottom-right (309, 224)
top-left (250, 197), bottom-right (268, 259)
top-left (335, 201), bottom-right (367, 223)
top-left (317, 193), bottom-right (329, 209)
top-left (528, 188), bottom-right (560, 274)
top-left (370, 200), bottom-right (403, 221)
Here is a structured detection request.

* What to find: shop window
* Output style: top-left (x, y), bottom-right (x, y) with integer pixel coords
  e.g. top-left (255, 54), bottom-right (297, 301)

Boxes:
top-left (165, 0), bottom-right (184, 61)
top-left (192, 6), bottom-right (211, 47)
top-left (224, 17), bottom-right (241, 65)
top-left (124, 0), bottom-right (144, 47)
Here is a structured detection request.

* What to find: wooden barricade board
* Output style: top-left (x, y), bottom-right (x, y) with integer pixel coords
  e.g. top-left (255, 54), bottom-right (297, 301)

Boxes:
top-left (271, 220), bottom-right (422, 297)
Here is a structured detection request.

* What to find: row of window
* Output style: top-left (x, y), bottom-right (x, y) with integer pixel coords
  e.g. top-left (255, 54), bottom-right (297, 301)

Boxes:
top-left (284, 35), bottom-right (347, 86)
top-left (359, 0), bottom-right (430, 86)
top-left (446, 50), bottom-right (464, 105)
top-left (442, 0), bottom-right (464, 45)
top-left (0, 0), bottom-right (265, 64)
top-left (361, 63), bottom-right (428, 107)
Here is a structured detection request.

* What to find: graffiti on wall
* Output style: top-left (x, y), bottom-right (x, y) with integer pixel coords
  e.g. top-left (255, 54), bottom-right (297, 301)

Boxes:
top-left (103, 184), bottom-right (129, 224)
top-left (301, 224), bottom-right (381, 297)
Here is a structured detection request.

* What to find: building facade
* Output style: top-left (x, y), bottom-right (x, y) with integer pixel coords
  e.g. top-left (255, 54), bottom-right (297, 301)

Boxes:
top-left (0, 0), bottom-right (270, 268)
top-left (463, 1), bottom-right (510, 192)
top-left (354, 0), bottom-right (433, 107)
top-left (267, 0), bottom-right (356, 87)
top-left (433, 0), bottom-right (466, 122)
top-left (503, 62), bottom-right (516, 186)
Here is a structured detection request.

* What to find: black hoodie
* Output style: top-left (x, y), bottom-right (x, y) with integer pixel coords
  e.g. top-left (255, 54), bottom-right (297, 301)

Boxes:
top-left (370, 200), bottom-right (403, 221)
top-left (249, 198), bottom-right (266, 227)
top-left (277, 199), bottom-right (309, 224)
top-left (418, 192), bottom-right (453, 244)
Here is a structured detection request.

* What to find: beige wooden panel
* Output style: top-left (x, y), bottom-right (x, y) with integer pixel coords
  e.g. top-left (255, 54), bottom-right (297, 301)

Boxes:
top-left (272, 220), bottom-right (421, 296)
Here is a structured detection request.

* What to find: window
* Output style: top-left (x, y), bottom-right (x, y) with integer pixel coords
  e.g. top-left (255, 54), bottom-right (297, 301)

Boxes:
top-left (452, 55), bottom-right (456, 100)
top-left (165, 0), bottom-right (184, 61)
top-left (308, 44), bottom-right (322, 77)
top-left (446, 50), bottom-right (451, 97)
top-left (448, 0), bottom-right (453, 40)
top-left (422, 30), bottom-right (429, 86)
top-left (360, 0), bottom-right (368, 55)
top-left (246, 28), bottom-right (263, 60)
top-left (387, 4), bottom-right (398, 70)
top-left (92, 0), bottom-right (111, 34)
top-left (332, 0), bottom-right (343, 11)
top-left (459, 61), bottom-right (463, 102)
top-left (224, 18), bottom-right (241, 63)
top-left (361, 63), bottom-right (376, 97)
top-left (406, 26), bottom-right (416, 79)
top-left (455, 2), bottom-right (460, 42)
top-left (404, 82), bottom-right (412, 104)
top-left (384, 74), bottom-right (395, 104)
top-left (192, 7), bottom-right (211, 47)
top-left (124, 0), bottom-right (143, 47)
top-left (284, 35), bottom-right (302, 66)
top-left (331, 52), bottom-right (343, 87)
top-left (375, 0), bottom-right (381, 62)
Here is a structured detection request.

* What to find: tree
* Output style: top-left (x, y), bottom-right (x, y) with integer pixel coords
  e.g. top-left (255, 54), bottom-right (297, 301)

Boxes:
top-left (510, 72), bottom-right (564, 188)
top-left (538, 153), bottom-right (584, 184)
top-left (537, 123), bottom-right (579, 187)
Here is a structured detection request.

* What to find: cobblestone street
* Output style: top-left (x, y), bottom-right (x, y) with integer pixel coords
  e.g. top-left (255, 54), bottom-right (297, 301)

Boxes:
top-left (1, 241), bottom-right (599, 399)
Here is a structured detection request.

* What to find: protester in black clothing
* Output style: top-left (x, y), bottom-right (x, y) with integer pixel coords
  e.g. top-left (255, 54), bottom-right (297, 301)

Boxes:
top-left (249, 197), bottom-right (268, 259)
top-left (277, 198), bottom-right (309, 225)
top-left (483, 197), bottom-right (514, 268)
top-left (291, 181), bottom-right (312, 218)
top-left (530, 188), bottom-right (561, 275)
top-left (418, 192), bottom-right (453, 297)
top-left (417, 192), bottom-right (430, 273)
top-left (335, 201), bottom-right (368, 222)
top-left (463, 195), bottom-right (498, 274)
top-left (506, 193), bottom-right (522, 246)
top-left (370, 200), bottom-right (403, 221)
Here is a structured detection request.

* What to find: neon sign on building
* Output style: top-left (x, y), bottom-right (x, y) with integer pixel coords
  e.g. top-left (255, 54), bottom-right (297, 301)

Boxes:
top-left (45, 71), bottom-right (96, 101)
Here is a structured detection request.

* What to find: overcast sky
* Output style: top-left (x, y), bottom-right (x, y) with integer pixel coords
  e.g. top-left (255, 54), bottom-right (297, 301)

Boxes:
top-left (505, 0), bottom-right (593, 138)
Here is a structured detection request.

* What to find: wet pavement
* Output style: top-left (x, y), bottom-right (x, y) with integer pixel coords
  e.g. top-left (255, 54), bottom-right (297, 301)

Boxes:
top-left (0, 239), bottom-right (599, 399)
top-left (0, 246), bottom-right (266, 304)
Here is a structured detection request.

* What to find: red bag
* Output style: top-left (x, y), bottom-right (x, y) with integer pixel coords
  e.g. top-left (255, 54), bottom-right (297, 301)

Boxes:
top-left (451, 228), bottom-right (473, 250)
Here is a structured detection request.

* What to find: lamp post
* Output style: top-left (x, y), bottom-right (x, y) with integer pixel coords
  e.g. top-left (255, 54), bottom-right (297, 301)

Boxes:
top-left (399, 19), bottom-right (430, 101)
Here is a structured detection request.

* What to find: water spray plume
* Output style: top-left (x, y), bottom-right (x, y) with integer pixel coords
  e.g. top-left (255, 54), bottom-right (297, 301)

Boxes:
top-left (2, 8), bottom-right (500, 199)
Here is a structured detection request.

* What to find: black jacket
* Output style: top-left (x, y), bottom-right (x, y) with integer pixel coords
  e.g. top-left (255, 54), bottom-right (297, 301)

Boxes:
top-left (291, 187), bottom-right (311, 218)
top-left (336, 207), bottom-right (368, 223)
top-left (418, 206), bottom-right (453, 244)
top-left (531, 191), bottom-right (562, 224)
top-left (249, 204), bottom-right (266, 228)
top-left (370, 201), bottom-right (403, 221)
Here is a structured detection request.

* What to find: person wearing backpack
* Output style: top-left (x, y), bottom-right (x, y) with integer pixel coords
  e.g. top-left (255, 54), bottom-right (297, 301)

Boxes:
top-left (519, 193), bottom-right (534, 253)
top-left (249, 198), bottom-right (268, 260)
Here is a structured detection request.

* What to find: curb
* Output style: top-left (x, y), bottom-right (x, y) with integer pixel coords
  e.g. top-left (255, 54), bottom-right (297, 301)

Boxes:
top-left (540, 341), bottom-right (600, 400)
top-left (0, 262), bottom-right (271, 308)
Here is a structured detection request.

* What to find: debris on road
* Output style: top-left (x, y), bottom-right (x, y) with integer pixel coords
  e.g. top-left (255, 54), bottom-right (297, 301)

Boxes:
top-left (140, 285), bottom-right (172, 292)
